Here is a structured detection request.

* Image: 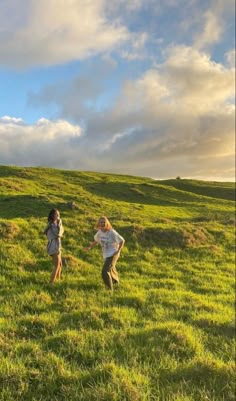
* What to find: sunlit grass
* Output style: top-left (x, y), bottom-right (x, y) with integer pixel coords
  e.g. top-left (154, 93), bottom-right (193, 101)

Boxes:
top-left (0, 166), bottom-right (235, 401)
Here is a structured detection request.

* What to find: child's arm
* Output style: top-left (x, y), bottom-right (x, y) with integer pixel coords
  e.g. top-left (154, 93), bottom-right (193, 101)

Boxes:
top-left (57, 219), bottom-right (64, 237)
top-left (83, 240), bottom-right (98, 252)
top-left (113, 239), bottom-right (125, 256)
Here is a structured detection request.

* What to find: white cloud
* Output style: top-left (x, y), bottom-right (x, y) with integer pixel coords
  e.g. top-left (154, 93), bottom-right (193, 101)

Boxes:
top-left (225, 49), bottom-right (236, 68)
top-left (0, 118), bottom-right (83, 167)
top-left (161, 46), bottom-right (235, 112)
top-left (193, 0), bottom-right (235, 50)
top-left (194, 10), bottom-right (223, 49)
top-left (0, 0), bottom-right (233, 70)
top-left (83, 46), bottom-right (235, 179)
top-left (0, 0), bottom-right (130, 68)
top-left (6, 46), bottom-right (234, 180)
top-left (0, 116), bottom-right (25, 124)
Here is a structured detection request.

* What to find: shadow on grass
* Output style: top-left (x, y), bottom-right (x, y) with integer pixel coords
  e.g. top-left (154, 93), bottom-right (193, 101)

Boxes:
top-left (0, 195), bottom-right (52, 219)
top-left (112, 325), bottom-right (201, 364)
top-left (45, 333), bottom-right (96, 367)
top-left (24, 260), bottom-right (51, 273)
top-left (16, 316), bottom-right (56, 340)
top-left (81, 181), bottom-right (210, 206)
top-left (114, 295), bottom-right (145, 309)
top-left (0, 193), bottom-right (85, 220)
top-left (193, 318), bottom-right (235, 339)
top-left (59, 311), bottom-right (104, 330)
top-left (166, 358), bottom-right (235, 401)
top-left (161, 179), bottom-right (235, 201)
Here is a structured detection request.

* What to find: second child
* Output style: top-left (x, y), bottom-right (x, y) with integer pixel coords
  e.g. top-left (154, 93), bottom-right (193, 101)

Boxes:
top-left (84, 216), bottom-right (125, 291)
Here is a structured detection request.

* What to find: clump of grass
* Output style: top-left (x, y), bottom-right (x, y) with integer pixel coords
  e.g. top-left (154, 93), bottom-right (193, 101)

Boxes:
top-left (59, 310), bottom-right (104, 331)
top-left (169, 357), bottom-right (235, 401)
top-left (123, 224), bottom-right (213, 248)
top-left (16, 312), bottom-right (59, 340)
top-left (0, 221), bottom-right (20, 240)
top-left (192, 312), bottom-right (235, 338)
top-left (18, 290), bottom-right (53, 314)
top-left (0, 357), bottom-right (28, 397)
top-left (61, 254), bottom-right (79, 271)
top-left (79, 362), bottom-right (150, 401)
top-left (223, 217), bottom-right (235, 226)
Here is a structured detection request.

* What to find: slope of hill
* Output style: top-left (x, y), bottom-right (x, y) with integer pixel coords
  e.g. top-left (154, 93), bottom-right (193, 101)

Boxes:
top-left (161, 178), bottom-right (235, 201)
top-left (0, 166), bottom-right (235, 401)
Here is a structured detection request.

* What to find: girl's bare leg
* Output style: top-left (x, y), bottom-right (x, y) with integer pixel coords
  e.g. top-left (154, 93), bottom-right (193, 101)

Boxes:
top-left (50, 254), bottom-right (61, 284)
top-left (56, 257), bottom-right (62, 280)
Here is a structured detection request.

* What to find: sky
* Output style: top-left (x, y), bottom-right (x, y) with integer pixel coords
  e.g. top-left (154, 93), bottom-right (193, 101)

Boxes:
top-left (0, 0), bottom-right (235, 181)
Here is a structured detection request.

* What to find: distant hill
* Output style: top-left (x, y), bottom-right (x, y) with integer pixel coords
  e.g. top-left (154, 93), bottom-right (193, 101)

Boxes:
top-left (161, 178), bottom-right (235, 201)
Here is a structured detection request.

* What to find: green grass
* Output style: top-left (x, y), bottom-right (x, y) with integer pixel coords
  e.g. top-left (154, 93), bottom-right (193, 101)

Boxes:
top-left (0, 165), bottom-right (235, 401)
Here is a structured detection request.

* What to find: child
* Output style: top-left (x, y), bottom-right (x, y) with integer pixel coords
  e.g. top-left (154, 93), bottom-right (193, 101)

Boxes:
top-left (84, 216), bottom-right (125, 291)
top-left (44, 208), bottom-right (64, 284)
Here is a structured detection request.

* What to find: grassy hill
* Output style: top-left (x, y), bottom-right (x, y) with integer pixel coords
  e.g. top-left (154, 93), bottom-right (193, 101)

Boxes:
top-left (0, 165), bottom-right (235, 401)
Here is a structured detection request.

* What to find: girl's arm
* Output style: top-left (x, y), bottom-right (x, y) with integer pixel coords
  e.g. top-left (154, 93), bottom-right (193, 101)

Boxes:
top-left (83, 240), bottom-right (98, 252)
top-left (57, 219), bottom-right (64, 237)
top-left (113, 239), bottom-right (125, 255)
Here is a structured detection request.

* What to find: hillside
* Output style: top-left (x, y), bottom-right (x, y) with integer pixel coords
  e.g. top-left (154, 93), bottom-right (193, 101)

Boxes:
top-left (0, 165), bottom-right (235, 401)
top-left (161, 178), bottom-right (235, 201)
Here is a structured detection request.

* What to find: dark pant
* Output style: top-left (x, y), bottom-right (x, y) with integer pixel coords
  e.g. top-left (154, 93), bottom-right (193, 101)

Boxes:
top-left (102, 254), bottom-right (120, 290)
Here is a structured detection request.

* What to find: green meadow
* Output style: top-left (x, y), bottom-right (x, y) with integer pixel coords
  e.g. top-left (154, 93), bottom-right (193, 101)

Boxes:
top-left (0, 165), bottom-right (235, 401)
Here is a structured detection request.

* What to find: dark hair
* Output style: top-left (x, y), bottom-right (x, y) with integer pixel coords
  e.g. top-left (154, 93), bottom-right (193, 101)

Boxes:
top-left (48, 208), bottom-right (59, 223)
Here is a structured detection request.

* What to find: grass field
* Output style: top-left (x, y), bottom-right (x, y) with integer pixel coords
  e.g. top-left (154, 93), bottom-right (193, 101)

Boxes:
top-left (0, 165), bottom-right (235, 401)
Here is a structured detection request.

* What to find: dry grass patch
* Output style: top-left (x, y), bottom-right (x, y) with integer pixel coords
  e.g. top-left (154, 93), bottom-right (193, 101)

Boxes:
top-left (0, 221), bottom-right (20, 240)
top-left (123, 224), bottom-right (213, 248)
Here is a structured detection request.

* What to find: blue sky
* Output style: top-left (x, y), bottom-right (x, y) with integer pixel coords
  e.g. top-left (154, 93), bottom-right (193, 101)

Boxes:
top-left (0, 0), bottom-right (235, 180)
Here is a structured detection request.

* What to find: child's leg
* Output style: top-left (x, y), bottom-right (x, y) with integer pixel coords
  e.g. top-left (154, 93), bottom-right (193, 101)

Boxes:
top-left (50, 254), bottom-right (61, 283)
top-left (56, 255), bottom-right (62, 280)
top-left (110, 254), bottom-right (120, 284)
top-left (102, 257), bottom-right (114, 290)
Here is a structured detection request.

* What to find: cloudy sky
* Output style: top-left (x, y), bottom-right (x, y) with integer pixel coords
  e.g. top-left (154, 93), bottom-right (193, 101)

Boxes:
top-left (0, 0), bottom-right (235, 181)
